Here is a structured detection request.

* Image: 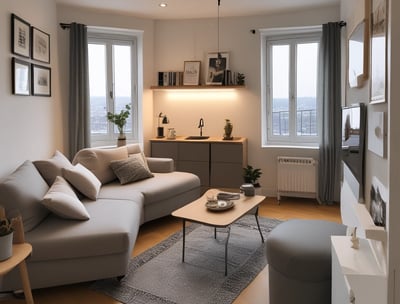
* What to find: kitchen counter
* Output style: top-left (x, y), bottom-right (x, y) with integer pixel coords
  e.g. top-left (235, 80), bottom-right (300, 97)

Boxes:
top-left (150, 136), bottom-right (246, 144)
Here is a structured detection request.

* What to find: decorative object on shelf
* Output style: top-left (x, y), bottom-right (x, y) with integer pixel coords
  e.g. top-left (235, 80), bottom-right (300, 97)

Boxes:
top-left (0, 214), bottom-right (14, 261)
top-left (370, 0), bottom-right (387, 103)
top-left (243, 165), bottom-right (262, 188)
top-left (157, 112), bottom-right (169, 138)
top-left (11, 13), bottom-right (31, 58)
top-left (32, 64), bottom-right (51, 96)
top-left (183, 61), bottom-right (201, 85)
top-left (223, 119), bottom-right (233, 140)
top-left (107, 104), bottom-right (131, 146)
top-left (206, 51), bottom-right (229, 85)
top-left (158, 71), bottom-right (183, 86)
top-left (237, 73), bottom-right (245, 85)
top-left (32, 26), bottom-right (50, 63)
top-left (12, 57), bottom-right (30, 96)
top-left (167, 128), bottom-right (176, 139)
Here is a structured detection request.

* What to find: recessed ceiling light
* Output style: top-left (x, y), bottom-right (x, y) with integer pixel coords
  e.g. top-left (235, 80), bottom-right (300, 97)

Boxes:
top-left (159, 3), bottom-right (168, 8)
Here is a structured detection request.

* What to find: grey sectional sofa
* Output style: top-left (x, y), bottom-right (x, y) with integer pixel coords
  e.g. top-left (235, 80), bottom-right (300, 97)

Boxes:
top-left (0, 144), bottom-right (201, 291)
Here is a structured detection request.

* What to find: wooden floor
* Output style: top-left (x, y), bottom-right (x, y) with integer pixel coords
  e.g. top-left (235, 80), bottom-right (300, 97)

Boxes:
top-left (1, 197), bottom-right (340, 304)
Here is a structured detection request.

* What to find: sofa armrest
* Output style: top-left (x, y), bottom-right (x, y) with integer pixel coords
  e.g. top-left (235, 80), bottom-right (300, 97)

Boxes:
top-left (146, 157), bottom-right (174, 173)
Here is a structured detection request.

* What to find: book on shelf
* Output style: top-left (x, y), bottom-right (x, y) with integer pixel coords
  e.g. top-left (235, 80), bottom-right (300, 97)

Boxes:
top-left (158, 71), bottom-right (184, 86)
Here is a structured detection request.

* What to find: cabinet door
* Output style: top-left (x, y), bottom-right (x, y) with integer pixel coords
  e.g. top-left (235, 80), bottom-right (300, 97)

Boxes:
top-left (211, 143), bottom-right (243, 163)
top-left (178, 161), bottom-right (210, 186)
top-left (151, 142), bottom-right (178, 160)
top-left (210, 163), bottom-right (243, 188)
top-left (178, 142), bottom-right (209, 161)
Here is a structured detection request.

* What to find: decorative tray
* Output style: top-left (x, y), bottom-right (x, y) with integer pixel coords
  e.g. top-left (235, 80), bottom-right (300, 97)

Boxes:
top-left (205, 200), bottom-right (234, 211)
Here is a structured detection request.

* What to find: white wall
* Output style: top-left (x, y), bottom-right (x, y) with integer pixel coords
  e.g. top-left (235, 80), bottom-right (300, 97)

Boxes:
top-left (0, 0), bottom-right (62, 176)
top-left (153, 5), bottom-right (339, 195)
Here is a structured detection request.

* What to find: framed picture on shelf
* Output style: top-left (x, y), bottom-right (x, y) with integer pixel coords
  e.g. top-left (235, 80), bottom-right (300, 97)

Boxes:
top-left (11, 14), bottom-right (31, 58)
top-left (206, 52), bottom-right (229, 85)
top-left (12, 58), bottom-right (30, 96)
top-left (370, 0), bottom-right (387, 103)
top-left (183, 61), bottom-right (201, 85)
top-left (32, 27), bottom-right (50, 63)
top-left (32, 64), bottom-right (51, 96)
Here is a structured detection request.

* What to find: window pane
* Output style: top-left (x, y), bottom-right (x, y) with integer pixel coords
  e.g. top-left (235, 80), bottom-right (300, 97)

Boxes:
top-left (113, 45), bottom-right (132, 134)
top-left (296, 42), bottom-right (318, 136)
top-left (88, 44), bottom-right (107, 135)
top-left (272, 44), bottom-right (289, 136)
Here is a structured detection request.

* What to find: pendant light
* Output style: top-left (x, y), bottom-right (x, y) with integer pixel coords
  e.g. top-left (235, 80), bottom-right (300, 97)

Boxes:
top-left (216, 0), bottom-right (222, 65)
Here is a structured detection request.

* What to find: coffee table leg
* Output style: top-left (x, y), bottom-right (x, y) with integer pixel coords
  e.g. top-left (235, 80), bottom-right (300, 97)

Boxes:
top-left (225, 226), bottom-right (231, 276)
top-left (182, 219), bottom-right (186, 262)
top-left (254, 207), bottom-right (265, 243)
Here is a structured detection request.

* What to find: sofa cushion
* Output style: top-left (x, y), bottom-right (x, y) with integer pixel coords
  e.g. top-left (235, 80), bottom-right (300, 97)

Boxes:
top-left (34, 151), bottom-right (73, 186)
top-left (0, 161), bottom-right (49, 232)
top-left (99, 172), bottom-right (200, 206)
top-left (110, 154), bottom-right (154, 185)
top-left (25, 198), bottom-right (143, 262)
top-left (42, 176), bottom-right (90, 220)
top-left (72, 146), bottom-right (128, 184)
top-left (62, 163), bottom-right (101, 200)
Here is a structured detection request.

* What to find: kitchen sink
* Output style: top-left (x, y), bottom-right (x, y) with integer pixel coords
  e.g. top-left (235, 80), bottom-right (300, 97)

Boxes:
top-left (185, 136), bottom-right (210, 140)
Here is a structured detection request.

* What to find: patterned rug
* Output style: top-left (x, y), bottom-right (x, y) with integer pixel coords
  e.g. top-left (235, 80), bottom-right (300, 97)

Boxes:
top-left (92, 215), bottom-right (282, 304)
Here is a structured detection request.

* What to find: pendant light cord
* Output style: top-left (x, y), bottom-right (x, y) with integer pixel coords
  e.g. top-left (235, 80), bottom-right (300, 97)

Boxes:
top-left (217, 0), bottom-right (222, 60)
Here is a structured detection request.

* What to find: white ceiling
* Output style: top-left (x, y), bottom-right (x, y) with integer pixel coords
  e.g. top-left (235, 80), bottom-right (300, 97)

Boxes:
top-left (55, 0), bottom-right (339, 20)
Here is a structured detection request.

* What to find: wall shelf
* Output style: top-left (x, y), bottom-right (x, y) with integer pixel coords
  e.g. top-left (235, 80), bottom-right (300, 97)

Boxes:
top-left (150, 85), bottom-right (245, 91)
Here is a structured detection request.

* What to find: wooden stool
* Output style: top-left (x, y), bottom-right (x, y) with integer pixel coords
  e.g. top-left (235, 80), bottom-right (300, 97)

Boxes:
top-left (0, 207), bottom-right (34, 303)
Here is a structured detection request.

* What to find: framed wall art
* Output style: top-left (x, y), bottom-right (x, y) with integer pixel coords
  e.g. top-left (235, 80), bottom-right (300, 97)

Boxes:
top-left (11, 14), bottom-right (31, 58)
top-left (12, 57), bottom-right (30, 96)
top-left (32, 64), bottom-right (51, 97)
top-left (206, 52), bottom-right (229, 85)
top-left (32, 27), bottom-right (50, 63)
top-left (183, 61), bottom-right (201, 85)
top-left (370, 0), bottom-right (387, 103)
top-left (348, 20), bottom-right (368, 88)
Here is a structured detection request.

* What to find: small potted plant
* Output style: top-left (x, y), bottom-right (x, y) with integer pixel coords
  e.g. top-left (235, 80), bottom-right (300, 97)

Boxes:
top-left (0, 217), bottom-right (14, 261)
top-left (107, 104), bottom-right (131, 146)
top-left (243, 165), bottom-right (262, 188)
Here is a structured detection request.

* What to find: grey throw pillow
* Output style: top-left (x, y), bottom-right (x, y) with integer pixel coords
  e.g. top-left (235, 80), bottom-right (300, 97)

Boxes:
top-left (110, 154), bottom-right (154, 185)
top-left (34, 150), bottom-right (73, 186)
top-left (0, 161), bottom-right (49, 232)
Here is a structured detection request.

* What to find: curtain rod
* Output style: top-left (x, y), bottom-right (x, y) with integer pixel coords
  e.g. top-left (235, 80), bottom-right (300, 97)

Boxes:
top-left (339, 21), bottom-right (346, 27)
top-left (60, 23), bottom-right (70, 30)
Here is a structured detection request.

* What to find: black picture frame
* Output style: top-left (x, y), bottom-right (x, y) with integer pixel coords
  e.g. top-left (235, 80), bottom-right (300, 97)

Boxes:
top-left (32, 64), bottom-right (51, 97)
top-left (12, 57), bottom-right (30, 96)
top-left (11, 14), bottom-right (31, 58)
top-left (32, 27), bottom-right (50, 63)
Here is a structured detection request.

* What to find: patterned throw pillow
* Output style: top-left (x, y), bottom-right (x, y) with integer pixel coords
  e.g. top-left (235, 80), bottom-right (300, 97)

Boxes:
top-left (110, 154), bottom-right (154, 185)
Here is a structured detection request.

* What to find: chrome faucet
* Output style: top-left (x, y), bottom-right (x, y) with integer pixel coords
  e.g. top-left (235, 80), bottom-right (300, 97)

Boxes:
top-left (198, 118), bottom-right (205, 136)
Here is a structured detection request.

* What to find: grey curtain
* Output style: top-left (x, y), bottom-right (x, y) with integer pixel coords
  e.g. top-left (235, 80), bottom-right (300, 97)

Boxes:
top-left (318, 22), bottom-right (342, 204)
top-left (68, 23), bottom-right (90, 158)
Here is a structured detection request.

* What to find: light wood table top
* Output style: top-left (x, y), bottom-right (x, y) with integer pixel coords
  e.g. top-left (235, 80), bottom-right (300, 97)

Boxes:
top-left (172, 189), bottom-right (266, 227)
top-left (0, 243), bottom-right (32, 275)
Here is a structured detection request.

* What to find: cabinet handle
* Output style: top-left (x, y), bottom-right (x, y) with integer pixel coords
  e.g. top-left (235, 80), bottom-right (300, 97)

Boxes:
top-left (349, 290), bottom-right (355, 303)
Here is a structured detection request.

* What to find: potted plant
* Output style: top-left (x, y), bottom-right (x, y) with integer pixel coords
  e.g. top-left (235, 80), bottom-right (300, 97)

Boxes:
top-left (107, 104), bottom-right (131, 146)
top-left (0, 217), bottom-right (14, 261)
top-left (243, 165), bottom-right (262, 188)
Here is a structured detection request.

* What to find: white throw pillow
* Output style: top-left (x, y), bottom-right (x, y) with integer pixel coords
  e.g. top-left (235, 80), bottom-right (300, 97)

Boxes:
top-left (42, 176), bottom-right (90, 220)
top-left (110, 153), bottom-right (154, 185)
top-left (62, 163), bottom-right (101, 200)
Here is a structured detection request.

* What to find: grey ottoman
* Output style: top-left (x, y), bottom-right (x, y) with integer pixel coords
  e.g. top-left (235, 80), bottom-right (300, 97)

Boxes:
top-left (266, 219), bottom-right (346, 304)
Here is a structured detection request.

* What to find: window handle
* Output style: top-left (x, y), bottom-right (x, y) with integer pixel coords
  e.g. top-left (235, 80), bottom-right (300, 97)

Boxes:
top-left (109, 91), bottom-right (113, 99)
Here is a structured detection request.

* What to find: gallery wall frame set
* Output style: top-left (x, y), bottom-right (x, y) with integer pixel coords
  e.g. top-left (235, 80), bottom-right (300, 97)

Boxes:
top-left (11, 13), bottom-right (51, 96)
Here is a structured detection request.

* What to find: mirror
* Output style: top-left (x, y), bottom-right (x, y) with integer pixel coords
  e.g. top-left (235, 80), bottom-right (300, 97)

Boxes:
top-left (348, 21), bottom-right (368, 88)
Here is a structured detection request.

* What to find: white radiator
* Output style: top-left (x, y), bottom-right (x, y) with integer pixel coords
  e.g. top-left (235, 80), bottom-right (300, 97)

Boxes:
top-left (277, 156), bottom-right (317, 200)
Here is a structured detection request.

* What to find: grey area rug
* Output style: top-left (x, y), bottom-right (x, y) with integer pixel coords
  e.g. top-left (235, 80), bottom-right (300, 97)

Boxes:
top-left (92, 215), bottom-right (282, 304)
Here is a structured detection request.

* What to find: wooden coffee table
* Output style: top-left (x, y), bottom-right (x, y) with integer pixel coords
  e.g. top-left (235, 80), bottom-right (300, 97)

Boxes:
top-left (172, 189), bottom-right (266, 275)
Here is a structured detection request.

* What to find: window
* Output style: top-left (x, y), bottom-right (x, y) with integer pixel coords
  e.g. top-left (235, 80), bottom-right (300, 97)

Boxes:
top-left (261, 29), bottom-right (321, 147)
top-left (88, 30), bottom-right (140, 147)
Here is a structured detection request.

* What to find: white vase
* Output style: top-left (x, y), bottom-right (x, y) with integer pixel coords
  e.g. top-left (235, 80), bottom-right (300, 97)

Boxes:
top-left (0, 232), bottom-right (13, 261)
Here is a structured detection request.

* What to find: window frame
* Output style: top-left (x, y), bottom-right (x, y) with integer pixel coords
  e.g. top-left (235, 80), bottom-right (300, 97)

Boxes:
top-left (260, 27), bottom-right (322, 148)
top-left (87, 29), bottom-right (142, 147)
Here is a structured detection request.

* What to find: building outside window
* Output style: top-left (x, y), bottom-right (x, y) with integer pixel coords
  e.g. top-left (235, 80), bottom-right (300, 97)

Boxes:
top-left (87, 30), bottom-right (140, 147)
top-left (261, 28), bottom-right (321, 147)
